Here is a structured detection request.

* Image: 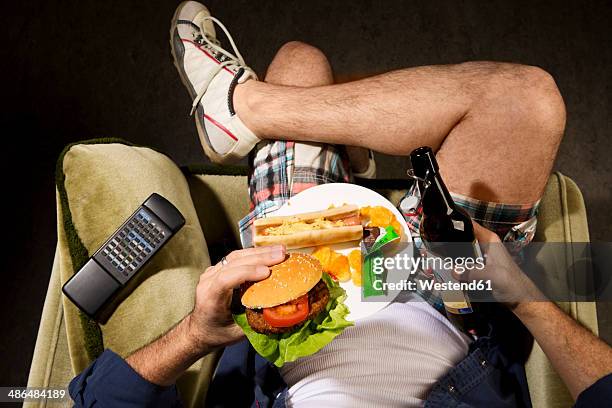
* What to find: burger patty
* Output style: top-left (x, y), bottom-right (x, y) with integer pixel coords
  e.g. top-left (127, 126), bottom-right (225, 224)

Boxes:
top-left (246, 280), bottom-right (330, 335)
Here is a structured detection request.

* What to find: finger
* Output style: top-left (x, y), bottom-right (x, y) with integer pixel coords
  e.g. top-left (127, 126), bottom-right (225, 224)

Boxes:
top-left (452, 265), bottom-right (474, 282)
top-left (472, 221), bottom-right (501, 243)
top-left (224, 245), bottom-right (286, 263)
top-left (200, 265), bottom-right (220, 279)
top-left (215, 264), bottom-right (271, 292)
top-left (225, 249), bottom-right (286, 268)
top-left (204, 261), bottom-right (225, 275)
top-left (451, 267), bottom-right (465, 282)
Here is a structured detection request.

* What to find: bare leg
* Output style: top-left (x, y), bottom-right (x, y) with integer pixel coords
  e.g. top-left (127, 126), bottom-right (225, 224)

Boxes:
top-left (235, 61), bottom-right (566, 204)
top-left (262, 41), bottom-right (369, 173)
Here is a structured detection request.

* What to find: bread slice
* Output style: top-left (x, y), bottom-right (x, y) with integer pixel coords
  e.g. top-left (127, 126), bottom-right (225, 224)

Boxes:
top-left (241, 253), bottom-right (323, 308)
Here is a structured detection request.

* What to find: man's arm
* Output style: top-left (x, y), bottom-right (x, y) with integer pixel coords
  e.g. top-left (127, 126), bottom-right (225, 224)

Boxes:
top-left (125, 315), bottom-right (203, 386)
top-left (512, 290), bottom-right (612, 399)
top-left (69, 245), bottom-right (286, 406)
top-left (127, 245), bottom-right (286, 386)
top-left (468, 223), bottom-right (612, 401)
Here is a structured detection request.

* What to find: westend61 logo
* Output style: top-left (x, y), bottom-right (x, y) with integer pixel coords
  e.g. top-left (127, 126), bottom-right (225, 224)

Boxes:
top-left (369, 253), bottom-right (491, 292)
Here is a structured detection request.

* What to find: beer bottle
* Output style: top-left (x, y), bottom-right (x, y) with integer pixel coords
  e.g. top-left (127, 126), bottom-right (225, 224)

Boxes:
top-left (410, 146), bottom-right (487, 336)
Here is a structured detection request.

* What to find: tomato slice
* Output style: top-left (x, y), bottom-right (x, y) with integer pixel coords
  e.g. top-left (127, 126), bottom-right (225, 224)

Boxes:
top-left (263, 294), bottom-right (310, 327)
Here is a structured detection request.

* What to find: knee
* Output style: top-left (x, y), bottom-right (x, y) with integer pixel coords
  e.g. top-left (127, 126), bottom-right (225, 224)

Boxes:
top-left (487, 64), bottom-right (566, 138)
top-left (275, 41), bottom-right (331, 70)
top-left (516, 66), bottom-right (565, 133)
top-left (268, 41), bottom-right (333, 86)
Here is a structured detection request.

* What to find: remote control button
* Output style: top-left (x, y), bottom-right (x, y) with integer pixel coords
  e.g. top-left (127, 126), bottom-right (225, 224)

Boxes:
top-left (144, 247), bottom-right (151, 254)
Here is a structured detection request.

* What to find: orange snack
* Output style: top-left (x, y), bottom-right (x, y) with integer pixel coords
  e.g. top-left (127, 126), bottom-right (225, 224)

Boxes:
top-left (348, 249), bottom-right (362, 286)
top-left (311, 246), bottom-right (333, 270)
top-left (311, 246), bottom-right (350, 282)
top-left (361, 206), bottom-right (403, 237)
top-left (329, 252), bottom-right (351, 282)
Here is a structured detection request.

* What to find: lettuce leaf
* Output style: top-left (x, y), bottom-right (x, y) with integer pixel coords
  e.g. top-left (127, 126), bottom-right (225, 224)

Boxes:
top-left (233, 273), bottom-right (353, 367)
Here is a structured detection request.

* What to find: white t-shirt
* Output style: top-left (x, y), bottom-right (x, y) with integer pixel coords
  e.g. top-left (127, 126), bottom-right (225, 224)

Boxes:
top-left (280, 295), bottom-right (471, 407)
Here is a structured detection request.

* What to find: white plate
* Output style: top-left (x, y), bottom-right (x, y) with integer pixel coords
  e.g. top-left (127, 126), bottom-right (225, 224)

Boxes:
top-left (272, 183), bottom-right (412, 321)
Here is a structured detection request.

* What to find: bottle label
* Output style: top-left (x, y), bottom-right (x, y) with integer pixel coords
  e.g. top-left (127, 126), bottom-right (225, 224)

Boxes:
top-left (427, 251), bottom-right (474, 315)
top-left (441, 298), bottom-right (473, 315)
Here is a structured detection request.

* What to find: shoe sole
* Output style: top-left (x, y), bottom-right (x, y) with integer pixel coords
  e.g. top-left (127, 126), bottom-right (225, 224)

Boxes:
top-left (169, 2), bottom-right (229, 163)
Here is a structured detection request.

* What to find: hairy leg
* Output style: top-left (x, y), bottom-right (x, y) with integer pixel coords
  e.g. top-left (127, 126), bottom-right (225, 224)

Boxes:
top-left (262, 41), bottom-right (370, 172)
top-left (235, 62), bottom-right (565, 204)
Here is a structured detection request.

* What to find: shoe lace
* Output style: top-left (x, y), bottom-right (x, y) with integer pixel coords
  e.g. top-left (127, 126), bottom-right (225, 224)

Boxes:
top-left (190, 16), bottom-right (254, 115)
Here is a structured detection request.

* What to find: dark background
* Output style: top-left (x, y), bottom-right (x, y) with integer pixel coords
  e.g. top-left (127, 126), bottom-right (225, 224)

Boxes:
top-left (1, 0), bottom-right (610, 388)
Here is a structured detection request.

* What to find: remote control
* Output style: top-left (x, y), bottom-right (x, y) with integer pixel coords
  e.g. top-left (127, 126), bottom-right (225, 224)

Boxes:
top-left (62, 193), bottom-right (185, 320)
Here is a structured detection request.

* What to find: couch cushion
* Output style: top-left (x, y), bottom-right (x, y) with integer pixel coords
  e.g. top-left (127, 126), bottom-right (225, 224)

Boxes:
top-left (187, 173), bottom-right (250, 260)
top-left (53, 139), bottom-right (218, 407)
top-left (526, 172), bottom-right (596, 408)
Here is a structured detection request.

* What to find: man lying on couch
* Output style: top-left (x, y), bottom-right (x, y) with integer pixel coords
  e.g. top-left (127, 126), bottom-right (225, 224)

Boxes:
top-left (68, 2), bottom-right (612, 406)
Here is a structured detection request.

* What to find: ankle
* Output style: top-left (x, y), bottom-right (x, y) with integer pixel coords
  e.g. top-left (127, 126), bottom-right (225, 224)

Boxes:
top-left (233, 79), bottom-right (261, 136)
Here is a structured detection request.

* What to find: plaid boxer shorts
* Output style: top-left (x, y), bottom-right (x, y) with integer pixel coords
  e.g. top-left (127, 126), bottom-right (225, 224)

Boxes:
top-left (238, 142), bottom-right (539, 312)
top-left (238, 140), bottom-right (350, 247)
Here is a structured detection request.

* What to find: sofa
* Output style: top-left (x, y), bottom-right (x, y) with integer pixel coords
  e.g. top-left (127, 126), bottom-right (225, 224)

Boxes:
top-left (25, 140), bottom-right (599, 407)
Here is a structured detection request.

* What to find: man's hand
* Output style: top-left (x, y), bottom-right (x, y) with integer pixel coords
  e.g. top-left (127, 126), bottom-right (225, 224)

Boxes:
top-left (454, 221), bottom-right (542, 307)
top-left (186, 245), bottom-right (287, 353)
top-left (126, 245), bottom-right (286, 386)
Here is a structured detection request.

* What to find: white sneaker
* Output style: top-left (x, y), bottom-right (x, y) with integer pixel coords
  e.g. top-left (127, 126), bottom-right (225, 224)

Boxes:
top-left (170, 1), bottom-right (260, 163)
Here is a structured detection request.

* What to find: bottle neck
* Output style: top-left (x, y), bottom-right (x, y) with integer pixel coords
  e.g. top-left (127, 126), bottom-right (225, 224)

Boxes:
top-left (420, 173), bottom-right (455, 216)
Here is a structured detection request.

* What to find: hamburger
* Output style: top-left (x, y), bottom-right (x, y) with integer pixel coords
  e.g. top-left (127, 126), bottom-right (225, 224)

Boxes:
top-left (241, 252), bottom-right (330, 334)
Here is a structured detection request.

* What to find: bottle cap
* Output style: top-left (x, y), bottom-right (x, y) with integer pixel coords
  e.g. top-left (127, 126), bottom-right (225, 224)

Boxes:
top-left (410, 146), bottom-right (439, 179)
